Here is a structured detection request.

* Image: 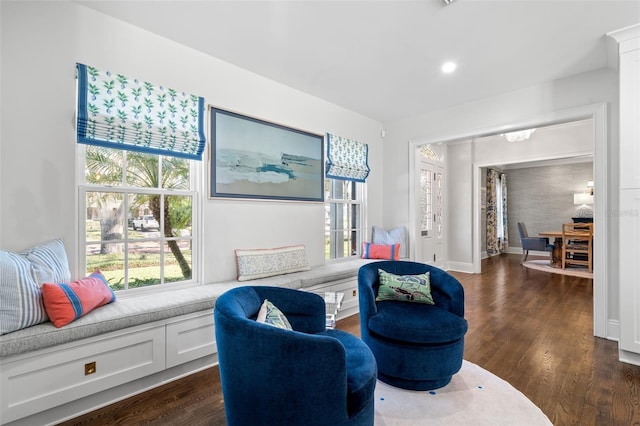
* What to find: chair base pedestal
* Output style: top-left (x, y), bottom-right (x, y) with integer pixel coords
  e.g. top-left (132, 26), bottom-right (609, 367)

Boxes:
top-left (365, 335), bottom-right (465, 391)
top-left (378, 372), bottom-right (452, 391)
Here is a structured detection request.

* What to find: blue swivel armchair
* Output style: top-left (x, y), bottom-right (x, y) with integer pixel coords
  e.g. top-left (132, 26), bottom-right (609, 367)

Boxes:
top-left (214, 286), bottom-right (377, 426)
top-left (517, 222), bottom-right (553, 263)
top-left (358, 261), bottom-right (468, 391)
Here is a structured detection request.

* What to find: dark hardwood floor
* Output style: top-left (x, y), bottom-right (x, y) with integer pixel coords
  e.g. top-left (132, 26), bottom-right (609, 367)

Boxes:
top-left (59, 254), bottom-right (640, 426)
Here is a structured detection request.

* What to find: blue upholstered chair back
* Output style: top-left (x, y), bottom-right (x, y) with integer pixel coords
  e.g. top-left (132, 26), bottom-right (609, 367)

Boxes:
top-left (517, 222), bottom-right (553, 263)
top-left (518, 222), bottom-right (551, 252)
top-left (214, 286), bottom-right (375, 426)
top-left (358, 260), bottom-right (465, 332)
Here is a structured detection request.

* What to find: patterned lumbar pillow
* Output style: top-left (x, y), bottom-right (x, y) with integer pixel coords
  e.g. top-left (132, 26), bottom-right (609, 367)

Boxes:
top-left (42, 270), bottom-right (116, 328)
top-left (235, 245), bottom-right (310, 281)
top-left (256, 299), bottom-right (293, 330)
top-left (0, 239), bottom-right (71, 334)
top-left (376, 269), bottom-right (434, 304)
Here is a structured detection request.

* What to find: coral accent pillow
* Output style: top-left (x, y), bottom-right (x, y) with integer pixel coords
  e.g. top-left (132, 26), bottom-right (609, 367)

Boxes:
top-left (42, 270), bottom-right (116, 328)
top-left (361, 242), bottom-right (400, 260)
top-left (372, 226), bottom-right (407, 258)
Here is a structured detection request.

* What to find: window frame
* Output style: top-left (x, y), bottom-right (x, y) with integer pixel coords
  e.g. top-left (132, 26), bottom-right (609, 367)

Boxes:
top-left (77, 144), bottom-right (201, 294)
top-left (324, 177), bottom-right (366, 262)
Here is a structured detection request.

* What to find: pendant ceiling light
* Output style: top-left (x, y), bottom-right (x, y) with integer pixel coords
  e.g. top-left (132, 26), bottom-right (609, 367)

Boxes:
top-left (503, 129), bottom-right (536, 142)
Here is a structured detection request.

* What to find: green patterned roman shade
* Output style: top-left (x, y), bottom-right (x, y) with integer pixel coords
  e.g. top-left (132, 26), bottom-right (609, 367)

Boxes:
top-left (325, 133), bottom-right (370, 182)
top-left (76, 63), bottom-right (206, 160)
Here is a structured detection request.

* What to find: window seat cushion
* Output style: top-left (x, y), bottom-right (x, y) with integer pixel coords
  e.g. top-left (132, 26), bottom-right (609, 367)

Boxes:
top-left (0, 259), bottom-right (374, 358)
top-left (0, 284), bottom-right (226, 358)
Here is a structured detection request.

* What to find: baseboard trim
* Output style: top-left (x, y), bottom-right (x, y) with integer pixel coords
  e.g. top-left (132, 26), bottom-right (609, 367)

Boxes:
top-left (607, 319), bottom-right (620, 342)
top-left (507, 247), bottom-right (550, 258)
top-left (619, 349), bottom-right (640, 367)
top-left (447, 261), bottom-right (474, 274)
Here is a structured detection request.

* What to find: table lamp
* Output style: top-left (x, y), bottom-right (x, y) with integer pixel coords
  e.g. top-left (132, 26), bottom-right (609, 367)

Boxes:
top-left (573, 193), bottom-right (593, 218)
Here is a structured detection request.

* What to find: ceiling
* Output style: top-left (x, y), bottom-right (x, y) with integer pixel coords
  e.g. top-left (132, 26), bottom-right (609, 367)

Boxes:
top-left (76, 0), bottom-right (640, 123)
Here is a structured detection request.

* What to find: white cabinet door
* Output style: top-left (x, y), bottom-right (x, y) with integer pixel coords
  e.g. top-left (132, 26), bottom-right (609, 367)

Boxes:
top-left (619, 189), bottom-right (640, 357)
top-left (0, 325), bottom-right (165, 424)
top-left (619, 47), bottom-right (640, 189)
top-left (615, 25), bottom-right (640, 364)
top-left (166, 311), bottom-right (216, 368)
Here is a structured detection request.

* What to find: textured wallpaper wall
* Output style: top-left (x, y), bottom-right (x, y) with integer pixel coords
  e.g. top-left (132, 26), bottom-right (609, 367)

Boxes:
top-left (505, 162), bottom-right (594, 248)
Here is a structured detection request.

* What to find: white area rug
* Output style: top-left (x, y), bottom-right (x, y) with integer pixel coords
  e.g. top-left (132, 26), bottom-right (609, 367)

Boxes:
top-left (374, 360), bottom-right (552, 426)
top-left (523, 259), bottom-right (593, 279)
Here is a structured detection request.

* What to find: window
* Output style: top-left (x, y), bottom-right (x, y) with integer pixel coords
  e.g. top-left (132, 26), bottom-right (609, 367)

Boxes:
top-left (323, 133), bottom-right (368, 261)
top-left (80, 145), bottom-right (197, 291)
top-left (75, 63), bottom-right (204, 291)
top-left (324, 178), bottom-right (363, 260)
top-left (420, 169), bottom-right (432, 234)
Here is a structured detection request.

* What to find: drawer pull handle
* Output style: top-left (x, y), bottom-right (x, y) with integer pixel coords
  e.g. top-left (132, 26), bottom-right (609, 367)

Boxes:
top-left (352, 290), bottom-right (357, 297)
top-left (85, 361), bottom-right (96, 376)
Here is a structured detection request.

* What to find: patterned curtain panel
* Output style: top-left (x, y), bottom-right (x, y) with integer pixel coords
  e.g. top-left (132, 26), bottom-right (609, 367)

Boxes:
top-left (501, 173), bottom-right (509, 251)
top-left (76, 63), bottom-right (206, 160)
top-left (486, 169), bottom-right (499, 255)
top-left (486, 169), bottom-right (509, 255)
top-left (325, 133), bottom-right (370, 182)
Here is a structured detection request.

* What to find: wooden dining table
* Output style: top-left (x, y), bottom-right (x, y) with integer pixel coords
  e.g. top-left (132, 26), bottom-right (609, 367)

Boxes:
top-left (539, 228), bottom-right (593, 269)
top-left (538, 231), bottom-right (564, 268)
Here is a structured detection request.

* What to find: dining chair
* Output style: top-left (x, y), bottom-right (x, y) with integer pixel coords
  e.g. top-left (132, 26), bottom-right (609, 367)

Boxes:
top-left (517, 222), bottom-right (553, 263)
top-left (562, 222), bottom-right (593, 272)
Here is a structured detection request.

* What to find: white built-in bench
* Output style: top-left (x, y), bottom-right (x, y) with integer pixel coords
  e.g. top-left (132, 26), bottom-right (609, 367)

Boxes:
top-left (0, 259), bottom-right (373, 426)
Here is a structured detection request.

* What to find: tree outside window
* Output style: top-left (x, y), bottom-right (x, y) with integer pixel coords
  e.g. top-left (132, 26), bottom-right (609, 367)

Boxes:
top-left (82, 146), bottom-right (195, 290)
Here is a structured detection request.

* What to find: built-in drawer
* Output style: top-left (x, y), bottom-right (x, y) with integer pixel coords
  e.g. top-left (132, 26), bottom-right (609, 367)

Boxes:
top-left (0, 324), bottom-right (165, 424)
top-left (166, 311), bottom-right (216, 368)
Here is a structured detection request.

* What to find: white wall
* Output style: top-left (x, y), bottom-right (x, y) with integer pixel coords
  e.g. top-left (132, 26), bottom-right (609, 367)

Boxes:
top-left (472, 119), bottom-right (594, 167)
top-left (506, 161), bottom-right (594, 248)
top-left (0, 1), bottom-right (384, 282)
top-left (445, 142), bottom-right (474, 266)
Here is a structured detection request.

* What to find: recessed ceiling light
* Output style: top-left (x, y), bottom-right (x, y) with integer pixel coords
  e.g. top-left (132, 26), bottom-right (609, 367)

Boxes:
top-left (441, 61), bottom-right (457, 74)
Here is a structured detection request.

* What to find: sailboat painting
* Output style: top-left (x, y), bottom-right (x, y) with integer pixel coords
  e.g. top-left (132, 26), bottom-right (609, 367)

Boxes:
top-left (210, 107), bottom-right (324, 202)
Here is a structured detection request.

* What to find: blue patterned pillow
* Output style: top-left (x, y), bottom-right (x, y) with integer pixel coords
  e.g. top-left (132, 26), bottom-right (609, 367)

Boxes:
top-left (376, 269), bottom-right (434, 305)
top-left (256, 299), bottom-right (293, 330)
top-left (0, 239), bottom-right (71, 334)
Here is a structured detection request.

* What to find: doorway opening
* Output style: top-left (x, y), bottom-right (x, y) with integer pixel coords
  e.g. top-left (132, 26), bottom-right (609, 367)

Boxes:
top-left (408, 103), bottom-right (609, 339)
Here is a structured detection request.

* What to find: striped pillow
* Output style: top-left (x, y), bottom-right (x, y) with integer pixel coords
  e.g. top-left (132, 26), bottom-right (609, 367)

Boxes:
top-left (0, 239), bottom-right (71, 334)
top-left (361, 242), bottom-right (400, 260)
top-left (42, 270), bottom-right (116, 328)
